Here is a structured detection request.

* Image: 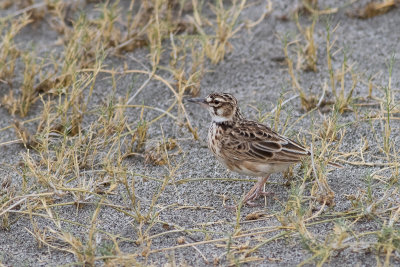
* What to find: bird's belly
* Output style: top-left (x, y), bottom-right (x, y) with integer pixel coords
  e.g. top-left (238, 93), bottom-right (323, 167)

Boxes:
top-left (224, 159), bottom-right (292, 177)
top-left (210, 150), bottom-right (292, 176)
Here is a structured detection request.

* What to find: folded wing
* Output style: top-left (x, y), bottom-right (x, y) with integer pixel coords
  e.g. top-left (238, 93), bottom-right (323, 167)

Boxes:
top-left (221, 120), bottom-right (310, 164)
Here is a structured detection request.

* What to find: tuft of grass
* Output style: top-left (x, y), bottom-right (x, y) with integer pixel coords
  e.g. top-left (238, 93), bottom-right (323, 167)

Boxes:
top-left (0, 14), bottom-right (31, 82)
top-left (381, 53), bottom-right (395, 154)
top-left (294, 12), bottom-right (318, 72)
top-left (145, 137), bottom-right (180, 166)
top-left (348, 0), bottom-right (397, 19)
top-left (332, 50), bottom-right (359, 114)
top-left (281, 33), bottom-right (319, 111)
top-left (197, 0), bottom-right (247, 64)
top-left (282, 19), bottom-right (360, 113)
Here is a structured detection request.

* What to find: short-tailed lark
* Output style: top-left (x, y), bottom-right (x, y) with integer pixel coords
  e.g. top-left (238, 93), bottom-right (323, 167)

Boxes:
top-left (188, 92), bottom-right (313, 206)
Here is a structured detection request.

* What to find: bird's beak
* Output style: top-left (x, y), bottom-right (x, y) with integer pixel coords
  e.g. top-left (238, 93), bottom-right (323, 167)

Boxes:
top-left (186, 97), bottom-right (208, 108)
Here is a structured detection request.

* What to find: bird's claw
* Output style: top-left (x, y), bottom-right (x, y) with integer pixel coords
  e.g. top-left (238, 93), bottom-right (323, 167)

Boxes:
top-left (243, 187), bottom-right (273, 207)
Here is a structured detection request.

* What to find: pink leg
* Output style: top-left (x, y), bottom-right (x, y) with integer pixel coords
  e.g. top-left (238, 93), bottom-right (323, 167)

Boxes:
top-left (243, 175), bottom-right (272, 206)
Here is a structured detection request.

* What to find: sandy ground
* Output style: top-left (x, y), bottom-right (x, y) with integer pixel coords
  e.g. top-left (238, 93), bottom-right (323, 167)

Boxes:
top-left (1, 1), bottom-right (400, 266)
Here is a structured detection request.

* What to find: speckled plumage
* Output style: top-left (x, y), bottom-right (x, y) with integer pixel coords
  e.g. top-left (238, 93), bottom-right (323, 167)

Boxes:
top-left (189, 93), bottom-right (310, 206)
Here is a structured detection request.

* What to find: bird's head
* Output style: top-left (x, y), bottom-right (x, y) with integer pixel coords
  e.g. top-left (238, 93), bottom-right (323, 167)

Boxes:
top-left (187, 93), bottom-right (242, 123)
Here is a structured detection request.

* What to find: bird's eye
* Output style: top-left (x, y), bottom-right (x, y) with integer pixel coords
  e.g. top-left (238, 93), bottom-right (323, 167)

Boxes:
top-left (214, 100), bottom-right (220, 105)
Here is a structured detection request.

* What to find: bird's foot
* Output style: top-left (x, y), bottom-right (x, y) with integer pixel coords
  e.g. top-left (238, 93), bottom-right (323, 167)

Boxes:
top-left (223, 176), bottom-right (272, 209)
top-left (243, 180), bottom-right (273, 207)
top-left (223, 190), bottom-right (273, 209)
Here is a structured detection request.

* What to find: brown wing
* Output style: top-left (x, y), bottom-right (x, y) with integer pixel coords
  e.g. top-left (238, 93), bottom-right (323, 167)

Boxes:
top-left (220, 120), bottom-right (310, 164)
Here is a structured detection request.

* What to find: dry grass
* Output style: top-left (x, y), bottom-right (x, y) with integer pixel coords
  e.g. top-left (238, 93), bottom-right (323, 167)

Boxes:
top-left (0, 1), bottom-right (399, 266)
top-left (348, 0), bottom-right (398, 19)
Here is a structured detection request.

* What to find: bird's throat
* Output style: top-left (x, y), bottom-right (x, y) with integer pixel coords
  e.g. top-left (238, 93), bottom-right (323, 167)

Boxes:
top-left (212, 115), bottom-right (232, 123)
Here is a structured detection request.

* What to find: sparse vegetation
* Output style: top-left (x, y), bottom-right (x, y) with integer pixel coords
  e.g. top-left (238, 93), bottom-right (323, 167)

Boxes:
top-left (0, 1), bottom-right (399, 266)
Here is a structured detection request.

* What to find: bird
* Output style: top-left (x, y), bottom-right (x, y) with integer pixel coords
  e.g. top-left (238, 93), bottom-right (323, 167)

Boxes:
top-left (187, 92), bottom-right (313, 207)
